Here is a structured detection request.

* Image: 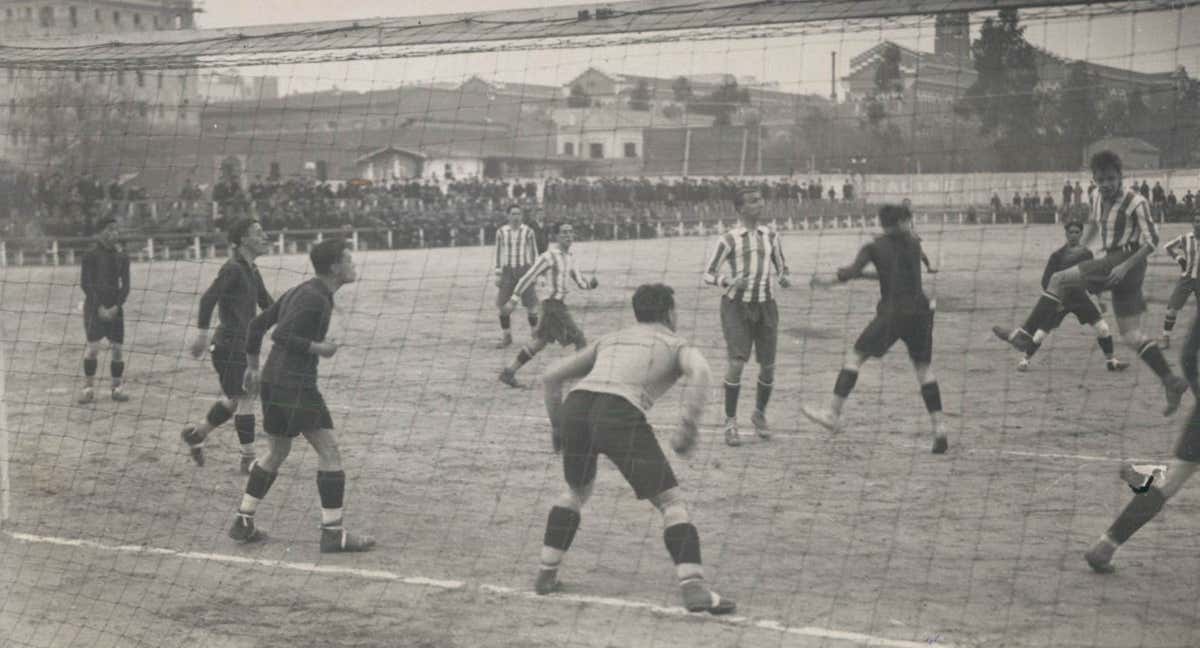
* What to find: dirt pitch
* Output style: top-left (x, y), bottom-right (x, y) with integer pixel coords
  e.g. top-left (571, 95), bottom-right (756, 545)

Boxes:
top-left (2, 224), bottom-right (1199, 648)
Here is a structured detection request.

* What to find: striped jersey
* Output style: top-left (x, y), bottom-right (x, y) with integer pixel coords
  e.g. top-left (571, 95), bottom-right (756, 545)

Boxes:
top-left (703, 224), bottom-right (789, 302)
top-left (495, 223), bottom-right (539, 271)
top-left (1165, 232), bottom-right (1200, 279)
top-left (513, 244), bottom-right (588, 301)
top-left (1093, 188), bottom-right (1157, 254)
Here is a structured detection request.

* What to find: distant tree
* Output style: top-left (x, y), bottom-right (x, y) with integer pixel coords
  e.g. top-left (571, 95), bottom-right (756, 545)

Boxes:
top-left (567, 83), bottom-right (591, 108)
top-left (690, 80), bottom-right (750, 125)
top-left (1126, 87), bottom-right (1151, 138)
top-left (874, 43), bottom-right (904, 97)
top-left (1054, 61), bottom-right (1101, 168)
top-left (672, 76), bottom-right (693, 103)
top-left (628, 79), bottom-right (651, 111)
top-left (958, 9), bottom-right (1040, 171)
top-left (1161, 67), bottom-right (1200, 167)
top-left (22, 78), bottom-right (144, 174)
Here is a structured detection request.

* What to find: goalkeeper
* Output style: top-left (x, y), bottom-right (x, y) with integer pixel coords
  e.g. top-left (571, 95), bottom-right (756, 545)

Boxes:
top-left (534, 283), bottom-right (736, 615)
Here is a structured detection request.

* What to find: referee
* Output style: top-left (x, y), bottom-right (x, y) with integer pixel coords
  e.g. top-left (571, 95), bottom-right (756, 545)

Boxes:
top-left (78, 216), bottom-right (131, 404)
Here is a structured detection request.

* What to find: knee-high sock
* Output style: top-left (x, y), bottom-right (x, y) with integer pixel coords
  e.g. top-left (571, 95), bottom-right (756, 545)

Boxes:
top-left (724, 381), bottom-right (740, 418)
top-left (317, 470), bottom-right (346, 527)
top-left (1137, 340), bottom-right (1172, 380)
top-left (1107, 488), bottom-right (1167, 544)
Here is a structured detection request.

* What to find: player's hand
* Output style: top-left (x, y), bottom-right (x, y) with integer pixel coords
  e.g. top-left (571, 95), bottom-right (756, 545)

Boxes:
top-left (671, 419), bottom-right (699, 457)
top-left (926, 266), bottom-right (939, 274)
top-left (189, 331), bottom-right (208, 359)
top-left (97, 306), bottom-right (113, 321)
top-left (242, 368), bottom-right (260, 394)
top-left (809, 274), bottom-right (834, 290)
top-left (778, 274), bottom-right (792, 288)
top-left (588, 276), bottom-right (599, 289)
top-left (500, 299), bottom-right (517, 317)
top-left (730, 274), bottom-right (750, 291)
top-left (1105, 264), bottom-right (1129, 288)
top-left (311, 340), bottom-right (339, 358)
top-left (550, 424), bottom-right (563, 454)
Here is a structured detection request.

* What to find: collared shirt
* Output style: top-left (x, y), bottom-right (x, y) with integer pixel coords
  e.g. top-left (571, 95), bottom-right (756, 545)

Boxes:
top-left (495, 223), bottom-right (539, 271)
top-left (80, 242), bottom-right (130, 307)
top-left (514, 244), bottom-right (588, 302)
top-left (1093, 187), bottom-right (1157, 254)
top-left (703, 224), bottom-right (788, 302)
top-left (247, 278), bottom-right (333, 388)
top-left (197, 253), bottom-right (273, 349)
top-left (571, 323), bottom-right (688, 415)
top-left (1165, 232), bottom-right (1200, 279)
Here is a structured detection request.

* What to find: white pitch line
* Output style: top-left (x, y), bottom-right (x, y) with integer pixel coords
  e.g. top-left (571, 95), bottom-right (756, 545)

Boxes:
top-left (6, 530), bottom-right (952, 648)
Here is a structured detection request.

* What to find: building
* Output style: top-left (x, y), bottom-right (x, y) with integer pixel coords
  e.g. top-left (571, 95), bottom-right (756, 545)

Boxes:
top-left (354, 144), bottom-right (575, 183)
top-left (0, 0), bottom-right (202, 173)
top-left (458, 75), bottom-right (561, 104)
top-left (198, 70), bottom-right (280, 104)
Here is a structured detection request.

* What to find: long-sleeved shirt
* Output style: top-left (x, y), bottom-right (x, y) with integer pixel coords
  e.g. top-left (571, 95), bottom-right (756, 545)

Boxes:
top-left (246, 278), bottom-right (333, 388)
top-left (1041, 244), bottom-right (1094, 289)
top-left (1165, 232), bottom-right (1200, 279)
top-left (1093, 188), bottom-right (1157, 254)
top-left (80, 242), bottom-right (130, 308)
top-left (703, 224), bottom-right (788, 303)
top-left (838, 232), bottom-right (930, 315)
top-left (513, 244), bottom-right (588, 302)
top-left (494, 223), bottom-right (539, 271)
top-left (197, 254), bottom-right (273, 350)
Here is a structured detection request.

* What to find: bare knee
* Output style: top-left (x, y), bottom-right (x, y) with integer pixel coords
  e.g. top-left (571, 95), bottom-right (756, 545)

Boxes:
top-left (913, 362), bottom-right (934, 384)
top-left (1120, 329), bottom-right (1148, 349)
top-left (758, 363), bottom-right (776, 385)
top-left (725, 360), bottom-right (746, 383)
top-left (555, 483), bottom-right (592, 512)
top-left (110, 344), bottom-right (123, 362)
top-left (650, 488), bottom-right (689, 527)
top-left (258, 437), bottom-right (291, 472)
top-left (83, 344), bottom-right (100, 359)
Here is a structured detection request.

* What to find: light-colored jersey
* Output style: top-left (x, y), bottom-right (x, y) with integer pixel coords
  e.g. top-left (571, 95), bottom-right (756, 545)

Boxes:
top-left (495, 223), bottom-right (538, 270)
top-left (1165, 232), bottom-right (1200, 279)
top-left (572, 323), bottom-right (689, 415)
top-left (1093, 187), bottom-right (1157, 254)
top-left (513, 244), bottom-right (587, 301)
top-left (703, 224), bottom-right (788, 302)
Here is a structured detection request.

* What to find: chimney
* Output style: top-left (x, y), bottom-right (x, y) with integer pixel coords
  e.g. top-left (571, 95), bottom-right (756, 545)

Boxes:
top-left (830, 51), bottom-right (837, 102)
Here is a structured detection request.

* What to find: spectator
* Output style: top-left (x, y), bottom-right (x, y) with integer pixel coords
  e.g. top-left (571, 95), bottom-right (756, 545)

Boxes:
top-left (1152, 181), bottom-right (1166, 206)
top-left (1062, 180), bottom-right (1073, 207)
top-left (842, 178), bottom-right (854, 202)
top-left (1167, 190), bottom-right (1177, 208)
top-left (1139, 180), bottom-right (1150, 200)
top-left (1012, 191), bottom-right (1021, 207)
top-left (1043, 192), bottom-right (1055, 209)
top-left (990, 193), bottom-right (1002, 212)
top-left (1073, 181), bottom-right (1083, 206)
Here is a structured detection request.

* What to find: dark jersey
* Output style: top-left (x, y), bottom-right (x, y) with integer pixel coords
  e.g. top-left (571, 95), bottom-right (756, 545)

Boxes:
top-left (246, 278), bottom-right (333, 388)
top-left (197, 254), bottom-right (273, 350)
top-left (80, 242), bottom-right (130, 308)
top-left (840, 232), bottom-right (930, 315)
top-left (527, 219), bottom-right (550, 254)
top-left (1041, 244), bottom-right (1094, 290)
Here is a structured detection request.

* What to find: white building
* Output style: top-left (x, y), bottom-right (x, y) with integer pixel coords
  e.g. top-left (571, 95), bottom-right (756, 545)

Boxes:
top-left (552, 107), bottom-right (709, 161)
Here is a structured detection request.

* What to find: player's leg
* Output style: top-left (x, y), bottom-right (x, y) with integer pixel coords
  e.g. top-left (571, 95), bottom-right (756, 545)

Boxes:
top-left (230, 429), bottom-right (291, 544)
top-left (79, 340), bottom-right (100, 404)
top-left (496, 269), bottom-right (516, 348)
top-left (501, 336), bottom-right (548, 387)
top-left (1020, 308), bottom-right (1067, 370)
top-left (750, 301), bottom-right (779, 440)
top-left (651, 488), bottom-right (736, 615)
top-left (232, 397), bottom-right (257, 473)
top-left (521, 279), bottom-right (540, 331)
top-left (719, 297), bottom-right (752, 446)
top-left (303, 425), bottom-right (375, 553)
top-left (108, 343), bottom-right (129, 401)
top-left (536, 391), bottom-right (596, 594)
top-left (1115, 312), bottom-right (1188, 416)
top-left (1089, 318), bottom-right (1128, 371)
top-left (1160, 278), bottom-right (1192, 349)
top-left (181, 394), bottom-right (234, 467)
top-left (994, 264), bottom-right (1087, 353)
top-left (801, 348), bottom-right (870, 433)
top-left (904, 311), bottom-right (947, 453)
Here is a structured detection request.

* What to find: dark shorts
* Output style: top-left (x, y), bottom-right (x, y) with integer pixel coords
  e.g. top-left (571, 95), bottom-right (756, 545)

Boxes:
top-left (496, 266), bottom-right (539, 309)
top-left (83, 305), bottom-right (125, 344)
top-left (1175, 403), bottom-right (1200, 462)
top-left (535, 299), bottom-right (586, 348)
top-left (854, 309), bottom-right (935, 364)
top-left (211, 343), bottom-right (247, 398)
top-left (1167, 277), bottom-right (1198, 312)
top-left (560, 390), bottom-right (678, 500)
top-left (260, 382), bottom-right (333, 438)
top-left (719, 296), bottom-right (779, 365)
top-left (1077, 251), bottom-right (1147, 318)
top-left (1047, 290), bottom-right (1103, 329)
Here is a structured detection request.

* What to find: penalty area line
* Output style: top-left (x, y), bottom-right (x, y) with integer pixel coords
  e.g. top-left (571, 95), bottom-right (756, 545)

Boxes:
top-left (5, 530), bottom-right (951, 648)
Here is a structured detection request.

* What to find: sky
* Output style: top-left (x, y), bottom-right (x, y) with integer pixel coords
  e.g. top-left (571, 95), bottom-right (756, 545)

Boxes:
top-left (195, 0), bottom-right (1200, 97)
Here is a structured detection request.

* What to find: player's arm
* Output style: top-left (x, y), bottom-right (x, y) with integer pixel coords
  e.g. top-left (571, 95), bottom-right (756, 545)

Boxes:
top-left (1041, 250), bottom-right (1061, 290)
top-left (672, 346), bottom-right (712, 456)
top-left (256, 275), bottom-right (274, 311)
top-left (526, 227), bottom-right (540, 257)
top-left (770, 232), bottom-right (792, 287)
top-left (1164, 234), bottom-right (1186, 269)
top-left (702, 236), bottom-right (734, 288)
top-left (494, 228), bottom-right (504, 277)
top-left (504, 254), bottom-right (549, 313)
top-left (569, 265), bottom-right (593, 290)
top-left (117, 256), bottom-right (131, 306)
top-left (542, 342), bottom-right (599, 448)
top-left (1080, 217), bottom-right (1099, 250)
top-left (283, 293), bottom-right (337, 358)
top-left (811, 245), bottom-right (874, 288)
top-left (192, 267), bottom-right (233, 358)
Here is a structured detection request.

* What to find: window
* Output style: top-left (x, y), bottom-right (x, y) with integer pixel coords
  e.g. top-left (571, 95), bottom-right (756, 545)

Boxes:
top-left (94, 8), bottom-right (100, 22)
top-left (136, 71), bottom-right (144, 87)
top-left (563, 142), bottom-right (574, 156)
top-left (589, 142), bottom-right (604, 159)
top-left (112, 11), bottom-right (120, 25)
top-left (623, 142), bottom-right (637, 158)
top-left (69, 6), bottom-right (77, 27)
top-left (38, 6), bottom-right (53, 27)
top-left (133, 13), bottom-right (141, 27)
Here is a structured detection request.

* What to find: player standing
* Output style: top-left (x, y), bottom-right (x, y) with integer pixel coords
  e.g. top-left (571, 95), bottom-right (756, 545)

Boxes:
top-left (1084, 303), bottom-right (1200, 573)
top-left (228, 239), bottom-right (374, 553)
top-left (181, 219), bottom-right (274, 473)
top-left (993, 150), bottom-right (1188, 415)
top-left (1159, 211), bottom-right (1200, 349)
top-left (802, 205), bottom-right (948, 454)
top-left (78, 216), bottom-right (131, 404)
top-left (999, 218), bottom-right (1129, 372)
top-left (702, 188), bottom-right (791, 446)
top-left (535, 283), bottom-right (736, 615)
top-left (494, 204), bottom-right (540, 348)
top-left (499, 224), bottom-right (597, 388)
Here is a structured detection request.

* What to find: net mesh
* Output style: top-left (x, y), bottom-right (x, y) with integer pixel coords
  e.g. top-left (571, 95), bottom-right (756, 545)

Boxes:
top-left (1, 2), bottom-right (1200, 647)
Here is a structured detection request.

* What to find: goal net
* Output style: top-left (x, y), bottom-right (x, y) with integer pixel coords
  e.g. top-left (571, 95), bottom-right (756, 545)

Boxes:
top-left (2, 2), bottom-right (1199, 646)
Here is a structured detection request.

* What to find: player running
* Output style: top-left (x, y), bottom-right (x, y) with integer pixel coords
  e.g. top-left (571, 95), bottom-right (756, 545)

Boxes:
top-left (803, 204), bottom-right (948, 454)
top-left (228, 239), bottom-right (374, 553)
top-left (535, 283), bottom-right (736, 615)
top-left (1159, 211), bottom-right (1200, 349)
top-left (1084, 300), bottom-right (1200, 573)
top-left (499, 223), bottom-right (597, 388)
top-left (702, 188), bottom-right (791, 446)
top-left (78, 216), bottom-right (132, 404)
top-left (998, 217), bottom-right (1129, 372)
top-left (493, 204), bottom-right (540, 348)
top-left (993, 150), bottom-right (1188, 416)
top-left (182, 218), bottom-right (274, 473)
